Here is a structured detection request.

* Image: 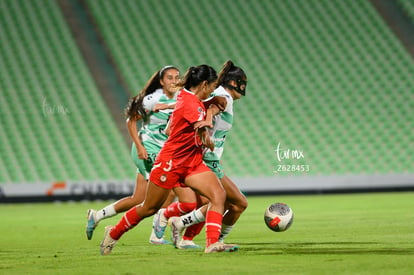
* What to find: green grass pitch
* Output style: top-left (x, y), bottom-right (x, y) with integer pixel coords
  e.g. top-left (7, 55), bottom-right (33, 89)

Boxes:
top-left (1, 192), bottom-right (414, 274)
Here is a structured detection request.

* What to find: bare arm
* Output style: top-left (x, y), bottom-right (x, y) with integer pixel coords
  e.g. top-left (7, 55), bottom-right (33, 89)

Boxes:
top-left (203, 96), bottom-right (227, 112)
top-left (126, 116), bottom-right (148, 160)
top-left (153, 102), bottom-right (176, 112)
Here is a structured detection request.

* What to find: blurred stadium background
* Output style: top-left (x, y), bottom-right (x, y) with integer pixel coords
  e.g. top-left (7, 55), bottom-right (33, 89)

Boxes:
top-left (0, 0), bottom-right (413, 202)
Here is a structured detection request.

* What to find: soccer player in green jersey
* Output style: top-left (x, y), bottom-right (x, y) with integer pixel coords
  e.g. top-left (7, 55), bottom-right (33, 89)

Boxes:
top-left (86, 65), bottom-right (180, 244)
top-left (154, 61), bottom-right (249, 249)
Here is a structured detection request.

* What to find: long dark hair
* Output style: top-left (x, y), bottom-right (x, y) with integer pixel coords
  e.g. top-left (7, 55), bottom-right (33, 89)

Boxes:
top-left (125, 65), bottom-right (179, 120)
top-left (216, 60), bottom-right (247, 95)
top-left (177, 64), bottom-right (217, 90)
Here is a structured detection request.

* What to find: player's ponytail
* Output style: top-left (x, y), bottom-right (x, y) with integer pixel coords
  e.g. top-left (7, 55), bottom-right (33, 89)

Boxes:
top-left (217, 60), bottom-right (235, 87)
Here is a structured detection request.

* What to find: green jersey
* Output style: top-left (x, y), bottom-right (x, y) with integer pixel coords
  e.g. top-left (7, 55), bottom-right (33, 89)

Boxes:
top-left (203, 86), bottom-right (234, 178)
top-left (140, 89), bottom-right (176, 151)
top-left (132, 89), bottom-right (176, 178)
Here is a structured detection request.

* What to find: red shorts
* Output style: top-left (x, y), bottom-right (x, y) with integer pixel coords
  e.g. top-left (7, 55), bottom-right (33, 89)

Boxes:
top-left (149, 160), bottom-right (211, 189)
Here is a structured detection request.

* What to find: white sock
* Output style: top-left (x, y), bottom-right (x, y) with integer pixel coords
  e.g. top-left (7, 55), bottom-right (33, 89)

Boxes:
top-left (95, 204), bottom-right (116, 222)
top-left (180, 208), bottom-right (205, 228)
top-left (219, 224), bottom-right (233, 240)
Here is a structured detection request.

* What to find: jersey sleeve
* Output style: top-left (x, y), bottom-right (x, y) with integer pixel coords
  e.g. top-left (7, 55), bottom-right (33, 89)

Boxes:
top-left (184, 97), bottom-right (205, 124)
top-left (142, 92), bottom-right (161, 113)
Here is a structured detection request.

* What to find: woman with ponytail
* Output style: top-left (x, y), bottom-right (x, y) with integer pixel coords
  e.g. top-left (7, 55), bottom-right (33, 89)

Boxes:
top-left (165, 60), bottom-right (249, 249)
top-left (86, 65), bottom-right (180, 244)
top-left (99, 64), bottom-right (239, 254)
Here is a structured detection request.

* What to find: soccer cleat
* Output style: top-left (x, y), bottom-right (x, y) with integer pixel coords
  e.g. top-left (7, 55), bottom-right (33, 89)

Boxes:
top-left (100, 225), bottom-right (117, 255)
top-left (149, 238), bottom-right (171, 245)
top-left (169, 216), bottom-right (185, 248)
top-left (204, 242), bottom-right (239, 253)
top-left (153, 209), bottom-right (167, 239)
top-left (86, 209), bottom-right (98, 240)
top-left (177, 239), bottom-right (201, 250)
top-left (149, 229), bottom-right (171, 245)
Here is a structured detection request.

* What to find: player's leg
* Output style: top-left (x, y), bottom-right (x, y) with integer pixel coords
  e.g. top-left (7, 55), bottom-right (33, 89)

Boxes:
top-left (86, 172), bottom-right (147, 240)
top-left (152, 186), bottom-right (198, 239)
top-left (161, 190), bottom-right (176, 208)
top-left (149, 188), bottom-right (176, 244)
top-left (100, 181), bottom-right (171, 255)
top-left (169, 196), bottom-right (208, 248)
top-left (174, 195), bottom-right (207, 248)
top-left (219, 174), bottom-right (248, 241)
top-left (184, 169), bottom-right (238, 252)
top-left (166, 187), bottom-right (199, 219)
top-left (176, 175), bottom-right (247, 245)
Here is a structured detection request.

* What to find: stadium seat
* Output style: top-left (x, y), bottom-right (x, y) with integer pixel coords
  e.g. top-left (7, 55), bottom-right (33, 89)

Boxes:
top-left (0, 0), bottom-right (133, 184)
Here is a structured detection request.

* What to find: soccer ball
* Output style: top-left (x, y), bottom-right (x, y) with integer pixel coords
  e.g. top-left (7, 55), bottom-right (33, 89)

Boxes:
top-left (264, 202), bottom-right (294, 232)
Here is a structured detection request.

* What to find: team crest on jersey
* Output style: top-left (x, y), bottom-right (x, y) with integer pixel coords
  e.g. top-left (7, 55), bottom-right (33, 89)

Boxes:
top-left (197, 107), bottom-right (205, 121)
top-left (160, 174), bottom-right (167, 182)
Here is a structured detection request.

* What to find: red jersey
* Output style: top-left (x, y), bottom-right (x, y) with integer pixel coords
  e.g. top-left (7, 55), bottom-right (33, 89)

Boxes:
top-left (155, 89), bottom-right (206, 167)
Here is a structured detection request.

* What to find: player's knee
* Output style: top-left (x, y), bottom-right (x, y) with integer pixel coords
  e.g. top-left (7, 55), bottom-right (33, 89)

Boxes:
top-left (229, 198), bottom-right (248, 214)
top-left (129, 195), bottom-right (144, 205)
top-left (239, 196), bottom-right (248, 211)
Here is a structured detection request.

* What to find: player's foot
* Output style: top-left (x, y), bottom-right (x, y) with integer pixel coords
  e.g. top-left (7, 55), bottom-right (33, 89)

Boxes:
top-left (204, 242), bottom-right (239, 253)
top-left (149, 229), bottom-right (171, 245)
top-left (177, 239), bottom-right (200, 249)
top-left (86, 209), bottom-right (98, 240)
top-left (100, 225), bottom-right (117, 255)
top-left (149, 237), bottom-right (171, 245)
top-left (153, 209), bottom-right (167, 239)
top-left (169, 216), bottom-right (185, 248)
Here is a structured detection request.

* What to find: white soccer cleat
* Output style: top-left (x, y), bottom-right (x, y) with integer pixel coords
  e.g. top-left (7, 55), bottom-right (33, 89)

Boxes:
top-left (204, 242), bottom-right (239, 253)
top-left (153, 209), bottom-right (168, 239)
top-left (177, 239), bottom-right (201, 250)
top-left (149, 237), bottom-right (171, 245)
top-left (169, 216), bottom-right (185, 248)
top-left (86, 209), bottom-right (98, 240)
top-left (100, 225), bottom-right (117, 255)
top-left (149, 229), bottom-right (171, 245)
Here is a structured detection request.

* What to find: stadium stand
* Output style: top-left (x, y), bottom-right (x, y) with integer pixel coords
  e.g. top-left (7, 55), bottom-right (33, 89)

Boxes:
top-left (1, 0), bottom-right (413, 200)
top-left (0, 0), bottom-right (133, 184)
top-left (398, 0), bottom-right (414, 21)
top-left (86, 0), bottom-right (413, 177)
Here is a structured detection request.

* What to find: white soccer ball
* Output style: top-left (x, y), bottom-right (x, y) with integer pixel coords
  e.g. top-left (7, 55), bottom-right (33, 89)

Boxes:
top-left (264, 202), bottom-right (294, 232)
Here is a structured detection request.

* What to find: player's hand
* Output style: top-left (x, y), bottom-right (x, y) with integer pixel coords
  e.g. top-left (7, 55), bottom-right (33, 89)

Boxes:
top-left (194, 120), bottom-right (213, 129)
top-left (136, 145), bottom-right (148, 160)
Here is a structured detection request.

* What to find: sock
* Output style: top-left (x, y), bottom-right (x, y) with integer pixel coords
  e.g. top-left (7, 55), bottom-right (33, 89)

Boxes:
top-left (110, 207), bottom-right (142, 240)
top-left (96, 204), bottom-right (117, 223)
top-left (219, 224), bottom-right (234, 241)
top-left (164, 201), bottom-right (197, 219)
top-left (183, 222), bottom-right (205, 241)
top-left (179, 208), bottom-right (206, 228)
top-left (205, 211), bottom-right (222, 247)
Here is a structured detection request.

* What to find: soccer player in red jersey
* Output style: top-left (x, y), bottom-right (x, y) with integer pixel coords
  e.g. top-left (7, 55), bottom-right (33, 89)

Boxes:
top-left (99, 65), bottom-right (239, 254)
top-left (85, 66), bottom-right (179, 244)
